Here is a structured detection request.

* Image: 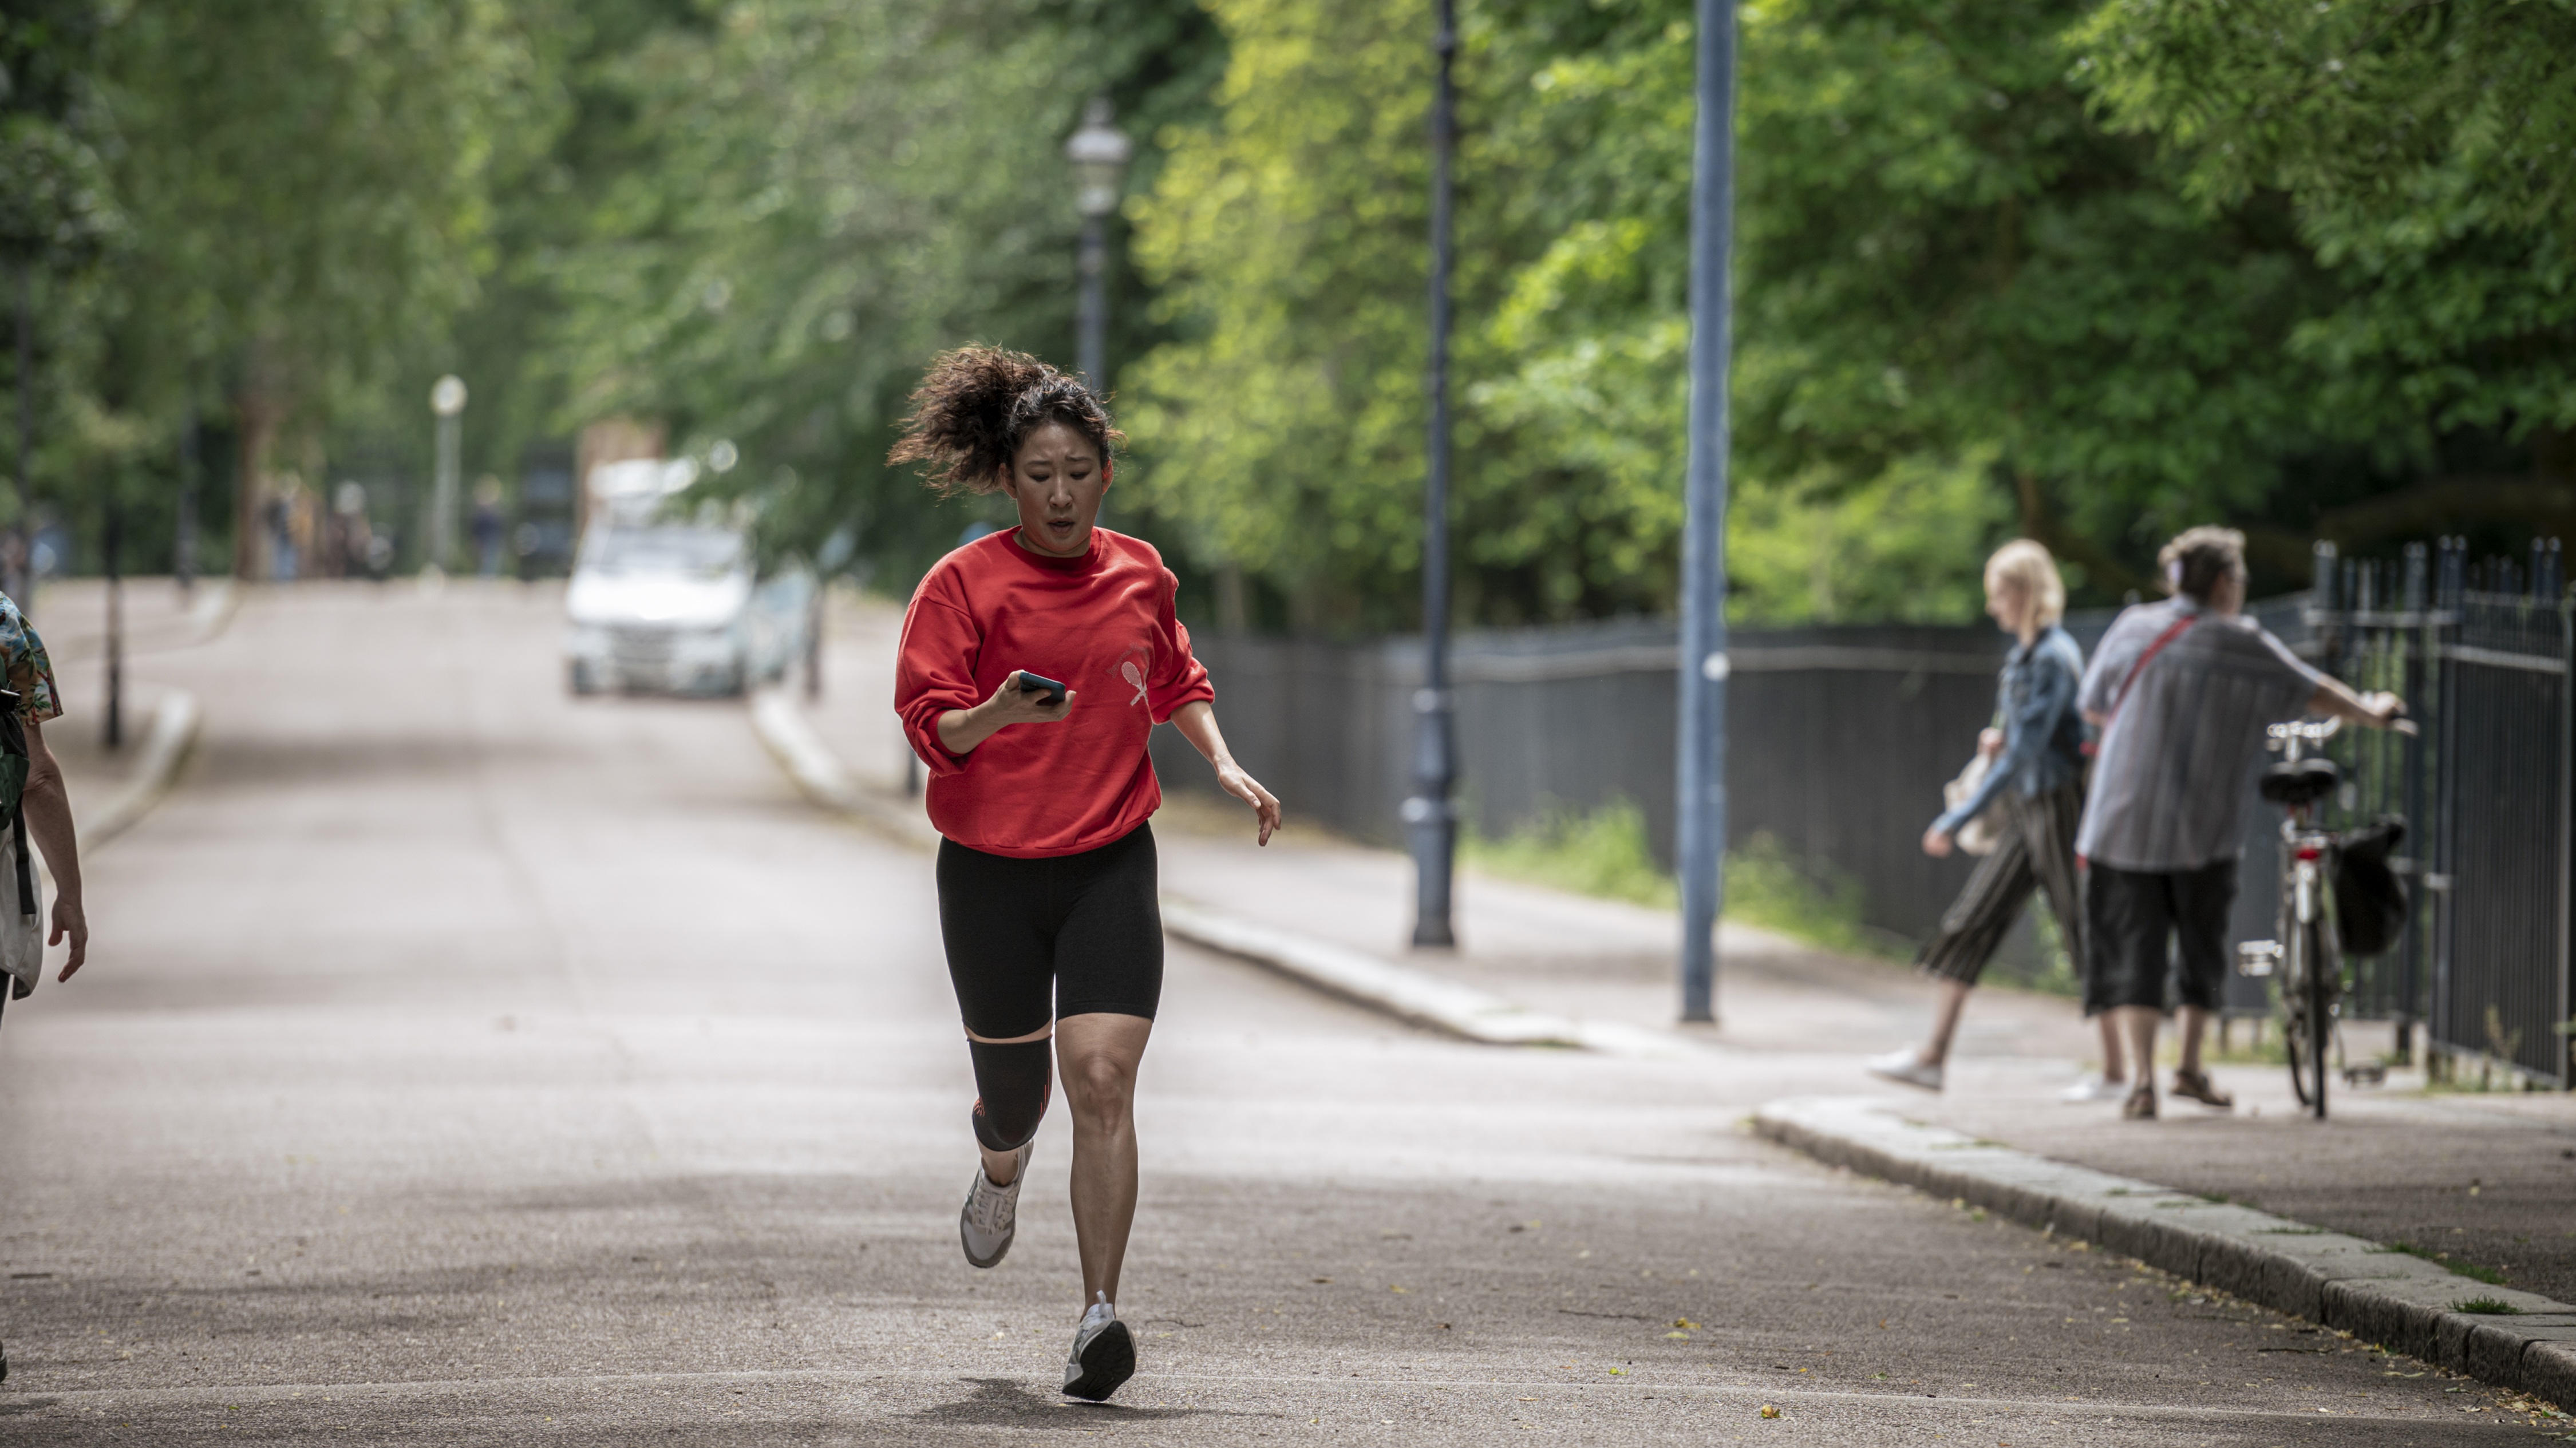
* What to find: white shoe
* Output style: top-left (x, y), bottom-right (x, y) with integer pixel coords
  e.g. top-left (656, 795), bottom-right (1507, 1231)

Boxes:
top-left (2060, 1073), bottom-right (2130, 1103)
top-left (1063, 1292), bottom-right (1135, 1401)
top-left (959, 1141), bottom-right (1032, 1269)
top-left (1866, 1048), bottom-right (1943, 1092)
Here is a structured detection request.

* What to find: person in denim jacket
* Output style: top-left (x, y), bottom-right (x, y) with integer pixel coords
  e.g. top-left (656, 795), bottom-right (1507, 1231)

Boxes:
top-left (1870, 540), bottom-right (2107, 1094)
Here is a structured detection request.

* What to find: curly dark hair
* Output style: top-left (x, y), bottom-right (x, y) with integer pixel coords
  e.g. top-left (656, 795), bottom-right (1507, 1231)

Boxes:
top-left (887, 345), bottom-right (1122, 496)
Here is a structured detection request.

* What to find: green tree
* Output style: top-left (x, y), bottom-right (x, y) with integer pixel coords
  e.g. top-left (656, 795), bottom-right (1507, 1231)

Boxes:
top-left (100, 0), bottom-right (562, 576)
top-left (1, 1), bottom-right (129, 583)
top-left (1121, 0), bottom-right (1468, 632)
top-left (1127, 0), bottom-right (2366, 628)
top-left (532, 0), bottom-right (1224, 584)
top-left (2071, 0), bottom-right (2576, 511)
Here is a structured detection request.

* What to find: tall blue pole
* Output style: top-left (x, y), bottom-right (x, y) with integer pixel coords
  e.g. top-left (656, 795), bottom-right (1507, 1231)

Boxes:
top-left (1407, 0), bottom-right (1460, 947)
top-left (1677, 0), bottom-right (1740, 1022)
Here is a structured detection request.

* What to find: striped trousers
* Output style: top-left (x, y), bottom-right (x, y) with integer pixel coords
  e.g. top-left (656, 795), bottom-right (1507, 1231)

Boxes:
top-left (1917, 781), bottom-right (2085, 990)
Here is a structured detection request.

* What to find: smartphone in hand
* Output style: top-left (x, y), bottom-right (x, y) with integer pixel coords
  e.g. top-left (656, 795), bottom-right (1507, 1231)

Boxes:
top-left (1014, 671), bottom-right (1068, 707)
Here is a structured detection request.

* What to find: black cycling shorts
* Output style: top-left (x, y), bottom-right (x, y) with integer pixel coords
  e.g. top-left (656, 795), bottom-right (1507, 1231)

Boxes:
top-left (936, 822), bottom-right (1163, 1038)
top-left (2084, 858), bottom-right (2237, 1015)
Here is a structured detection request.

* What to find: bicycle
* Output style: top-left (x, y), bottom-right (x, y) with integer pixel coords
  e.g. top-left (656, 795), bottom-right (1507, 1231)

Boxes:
top-left (2236, 718), bottom-right (2350, 1119)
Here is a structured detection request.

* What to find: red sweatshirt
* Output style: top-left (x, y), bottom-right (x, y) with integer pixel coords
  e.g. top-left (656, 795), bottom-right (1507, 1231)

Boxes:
top-left (895, 527), bottom-right (1215, 857)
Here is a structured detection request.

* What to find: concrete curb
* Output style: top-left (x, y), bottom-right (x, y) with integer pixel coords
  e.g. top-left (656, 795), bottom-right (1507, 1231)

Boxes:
top-left (78, 690), bottom-right (202, 849)
top-left (1755, 1094), bottom-right (2576, 1409)
top-left (178, 580), bottom-right (243, 650)
top-left (748, 688), bottom-right (939, 850)
top-left (744, 688), bottom-right (1693, 1058)
top-left (1157, 899), bottom-right (1693, 1057)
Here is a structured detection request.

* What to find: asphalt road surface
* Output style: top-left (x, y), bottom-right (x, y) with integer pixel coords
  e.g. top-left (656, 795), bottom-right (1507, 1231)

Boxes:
top-left (0, 585), bottom-right (2529, 1443)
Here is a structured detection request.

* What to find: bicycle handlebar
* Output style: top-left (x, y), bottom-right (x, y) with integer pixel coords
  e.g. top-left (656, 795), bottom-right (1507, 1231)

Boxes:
top-left (2266, 718), bottom-right (2342, 743)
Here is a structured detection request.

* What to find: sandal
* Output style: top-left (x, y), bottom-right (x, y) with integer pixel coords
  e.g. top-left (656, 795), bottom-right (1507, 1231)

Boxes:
top-left (2121, 1085), bottom-right (2158, 1120)
top-left (2171, 1067), bottom-right (2235, 1111)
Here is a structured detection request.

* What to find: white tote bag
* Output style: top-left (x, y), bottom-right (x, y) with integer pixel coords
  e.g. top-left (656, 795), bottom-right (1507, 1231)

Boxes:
top-left (1941, 753), bottom-right (2006, 857)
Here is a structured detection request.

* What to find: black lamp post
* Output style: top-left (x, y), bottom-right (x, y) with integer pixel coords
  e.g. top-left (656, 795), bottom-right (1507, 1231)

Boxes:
top-left (1065, 98), bottom-right (1132, 391)
top-left (1406, 0), bottom-right (1460, 948)
top-left (176, 390), bottom-right (200, 599)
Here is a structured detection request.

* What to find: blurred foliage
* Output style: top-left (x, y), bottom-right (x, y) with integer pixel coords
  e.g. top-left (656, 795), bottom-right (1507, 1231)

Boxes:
top-left (1460, 798), bottom-right (1909, 958)
top-left (1464, 795), bottom-right (1678, 907)
top-left (2, 0), bottom-right (2570, 619)
top-left (522, 0), bottom-right (1224, 581)
top-left (2071, 0), bottom-right (2576, 496)
top-left (3, 0), bottom-right (562, 578)
top-left (1125, 0), bottom-right (2403, 628)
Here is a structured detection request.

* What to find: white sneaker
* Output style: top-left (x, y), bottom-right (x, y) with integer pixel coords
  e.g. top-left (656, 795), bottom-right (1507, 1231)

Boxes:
top-left (2060, 1073), bottom-right (2130, 1103)
top-left (1866, 1047), bottom-right (1943, 1092)
top-left (1063, 1291), bottom-right (1135, 1401)
top-left (958, 1141), bottom-right (1032, 1269)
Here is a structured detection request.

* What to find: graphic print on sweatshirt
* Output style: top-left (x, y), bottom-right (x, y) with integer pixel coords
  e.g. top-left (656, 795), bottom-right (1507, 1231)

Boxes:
top-left (1117, 642), bottom-right (1153, 707)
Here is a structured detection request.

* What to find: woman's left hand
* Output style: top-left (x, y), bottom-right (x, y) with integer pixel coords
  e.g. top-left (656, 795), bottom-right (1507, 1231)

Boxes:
top-left (1921, 824), bottom-right (1954, 858)
top-left (1215, 760), bottom-right (1282, 846)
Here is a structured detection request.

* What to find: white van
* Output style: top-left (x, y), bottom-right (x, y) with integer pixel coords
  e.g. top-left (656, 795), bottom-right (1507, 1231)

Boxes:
top-left (564, 521), bottom-right (754, 696)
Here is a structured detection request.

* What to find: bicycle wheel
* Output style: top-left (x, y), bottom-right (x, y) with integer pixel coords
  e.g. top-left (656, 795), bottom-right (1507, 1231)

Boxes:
top-left (2302, 917), bottom-right (2333, 1119)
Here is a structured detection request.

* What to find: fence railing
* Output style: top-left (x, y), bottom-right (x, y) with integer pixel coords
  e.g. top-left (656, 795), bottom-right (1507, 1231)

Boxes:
top-left (1151, 618), bottom-right (2009, 947)
top-left (1163, 542), bottom-right (2576, 1086)
top-left (2211, 539), bottom-right (2571, 1085)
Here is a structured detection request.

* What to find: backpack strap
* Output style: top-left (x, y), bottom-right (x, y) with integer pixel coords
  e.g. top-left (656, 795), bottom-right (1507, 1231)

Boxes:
top-left (0, 689), bottom-right (31, 920)
top-left (10, 808), bottom-right (28, 922)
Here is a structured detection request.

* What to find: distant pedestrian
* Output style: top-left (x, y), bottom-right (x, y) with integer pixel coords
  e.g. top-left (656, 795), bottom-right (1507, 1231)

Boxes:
top-left (890, 346), bottom-right (1280, 1403)
top-left (2077, 527), bottom-right (2403, 1120)
top-left (326, 481), bottom-right (374, 580)
top-left (1870, 540), bottom-right (2109, 1094)
top-left (470, 477), bottom-right (507, 579)
top-left (0, 591), bottom-right (90, 1386)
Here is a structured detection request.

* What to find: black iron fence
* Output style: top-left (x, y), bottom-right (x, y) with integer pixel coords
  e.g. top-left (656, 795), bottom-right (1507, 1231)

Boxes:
top-left (2156, 539), bottom-right (2571, 1084)
top-left (1152, 618), bottom-right (2008, 945)
top-left (1163, 544), bottom-right (2576, 1085)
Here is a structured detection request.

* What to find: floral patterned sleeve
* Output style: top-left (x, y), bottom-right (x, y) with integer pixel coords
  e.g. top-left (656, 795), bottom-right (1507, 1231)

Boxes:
top-left (0, 600), bottom-right (61, 724)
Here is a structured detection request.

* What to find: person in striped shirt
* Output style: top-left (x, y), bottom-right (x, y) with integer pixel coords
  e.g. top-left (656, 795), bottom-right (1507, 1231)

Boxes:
top-left (2076, 527), bottom-right (2404, 1121)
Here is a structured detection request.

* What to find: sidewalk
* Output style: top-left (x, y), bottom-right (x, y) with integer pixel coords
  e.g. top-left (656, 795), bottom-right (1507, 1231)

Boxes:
top-left (801, 587), bottom-right (2576, 1327)
top-left (1906, 1072), bottom-right (2576, 1306)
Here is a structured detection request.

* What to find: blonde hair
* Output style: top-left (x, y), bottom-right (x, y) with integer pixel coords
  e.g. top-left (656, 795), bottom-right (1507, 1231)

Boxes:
top-left (1986, 539), bottom-right (2066, 628)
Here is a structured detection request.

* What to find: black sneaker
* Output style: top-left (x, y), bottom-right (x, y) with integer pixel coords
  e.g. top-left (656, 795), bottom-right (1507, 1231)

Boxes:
top-left (1062, 1292), bottom-right (1135, 1401)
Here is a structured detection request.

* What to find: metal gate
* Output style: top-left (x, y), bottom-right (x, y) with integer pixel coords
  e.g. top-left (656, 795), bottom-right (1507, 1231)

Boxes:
top-left (2279, 539), bottom-right (2572, 1085)
top-left (2433, 556), bottom-right (2570, 1085)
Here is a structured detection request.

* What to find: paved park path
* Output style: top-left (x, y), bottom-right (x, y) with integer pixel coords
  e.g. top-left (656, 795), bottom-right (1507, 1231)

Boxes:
top-left (0, 583), bottom-right (2530, 1443)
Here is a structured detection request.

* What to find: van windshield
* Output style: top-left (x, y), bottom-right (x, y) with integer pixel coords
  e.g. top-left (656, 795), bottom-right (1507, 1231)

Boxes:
top-left (586, 527), bottom-right (743, 580)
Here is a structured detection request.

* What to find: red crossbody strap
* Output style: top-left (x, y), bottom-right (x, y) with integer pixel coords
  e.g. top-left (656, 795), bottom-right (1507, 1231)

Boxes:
top-left (2109, 615), bottom-right (2199, 719)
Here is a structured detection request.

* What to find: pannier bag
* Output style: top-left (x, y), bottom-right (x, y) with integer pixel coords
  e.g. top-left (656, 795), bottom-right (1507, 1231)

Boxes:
top-left (2333, 816), bottom-right (2408, 958)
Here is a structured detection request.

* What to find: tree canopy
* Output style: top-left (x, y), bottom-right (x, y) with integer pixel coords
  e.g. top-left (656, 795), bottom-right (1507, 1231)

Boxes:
top-left (5, 0), bottom-right (2570, 622)
top-left (2073, 0), bottom-right (2576, 500)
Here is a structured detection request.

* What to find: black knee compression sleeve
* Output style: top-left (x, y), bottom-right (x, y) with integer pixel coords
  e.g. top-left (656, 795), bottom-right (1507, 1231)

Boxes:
top-left (968, 1038), bottom-right (1053, 1153)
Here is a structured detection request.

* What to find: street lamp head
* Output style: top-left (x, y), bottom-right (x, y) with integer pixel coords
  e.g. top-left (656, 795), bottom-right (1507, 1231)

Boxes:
top-left (430, 374), bottom-right (468, 417)
top-left (1064, 96), bottom-right (1132, 220)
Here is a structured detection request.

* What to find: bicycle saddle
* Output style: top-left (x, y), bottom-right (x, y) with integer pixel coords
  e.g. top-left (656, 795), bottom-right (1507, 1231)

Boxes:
top-left (2259, 755), bottom-right (2341, 806)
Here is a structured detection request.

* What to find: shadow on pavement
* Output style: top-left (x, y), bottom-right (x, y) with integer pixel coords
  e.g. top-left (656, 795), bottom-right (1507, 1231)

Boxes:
top-left (905, 1375), bottom-right (1282, 1428)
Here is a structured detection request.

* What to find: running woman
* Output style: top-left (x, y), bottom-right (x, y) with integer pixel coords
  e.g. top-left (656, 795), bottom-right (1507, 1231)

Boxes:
top-left (890, 346), bottom-right (1279, 1402)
